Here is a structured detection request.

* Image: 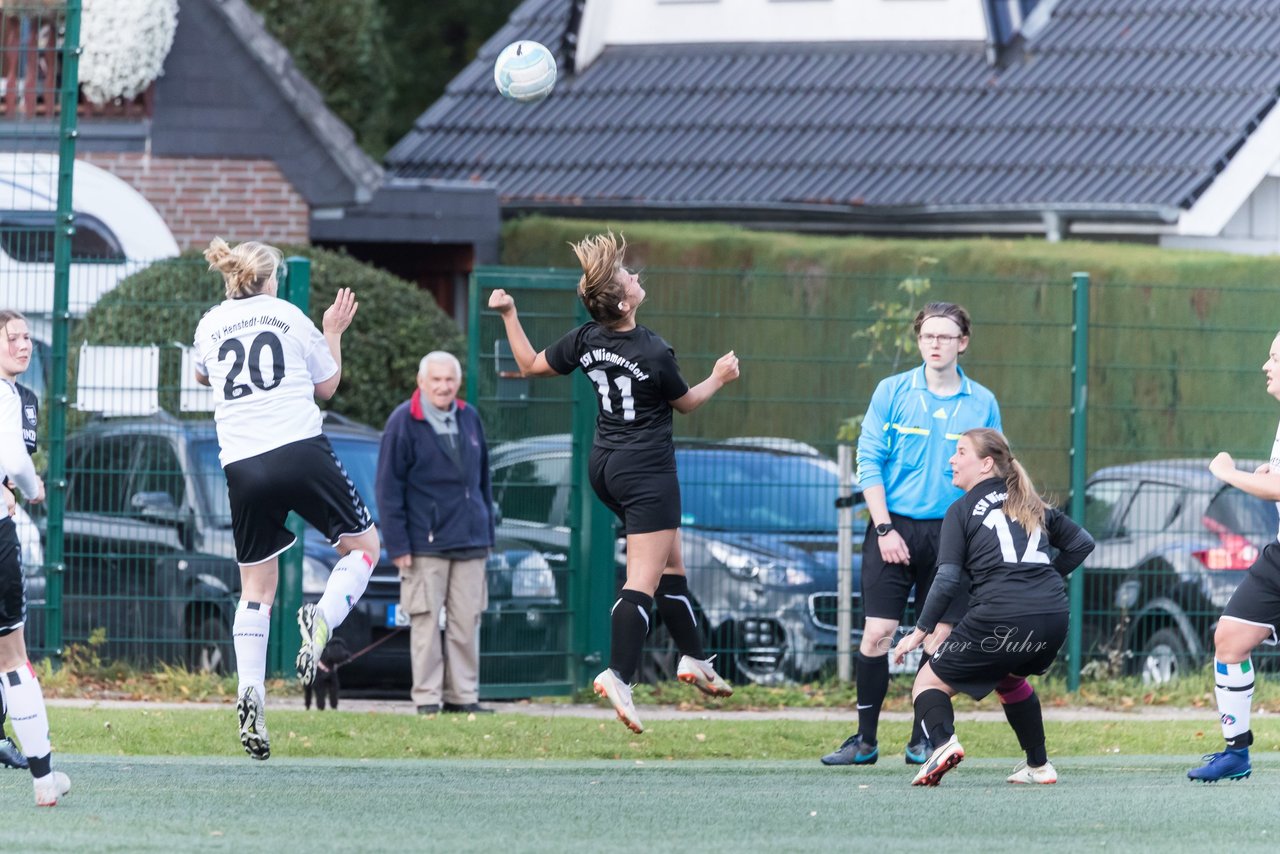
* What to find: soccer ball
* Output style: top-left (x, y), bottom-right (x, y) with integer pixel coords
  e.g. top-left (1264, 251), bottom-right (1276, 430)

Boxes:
top-left (493, 40), bottom-right (557, 104)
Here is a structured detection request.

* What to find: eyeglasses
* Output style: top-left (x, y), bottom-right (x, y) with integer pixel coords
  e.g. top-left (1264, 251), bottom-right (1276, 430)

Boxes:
top-left (918, 333), bottom-right (962, 345)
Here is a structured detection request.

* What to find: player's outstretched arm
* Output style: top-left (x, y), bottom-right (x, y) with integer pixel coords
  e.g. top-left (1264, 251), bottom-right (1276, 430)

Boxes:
top-left (671, 351), bottom-right (739, 414)
top-left (315, 288), bottom-right (358, 399)
top-left (488, 289), bottom-right (560, 378)
top-left (1210, 451), bottom-right (1280, 501)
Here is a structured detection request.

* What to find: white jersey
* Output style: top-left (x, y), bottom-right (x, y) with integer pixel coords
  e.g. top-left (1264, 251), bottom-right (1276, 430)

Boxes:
top-left (1272, 418), bottom-right (1280, 543)
top-left (193, 294), bottom-right (338, 466)
top-left (0, 378), bottom-right (37, 495)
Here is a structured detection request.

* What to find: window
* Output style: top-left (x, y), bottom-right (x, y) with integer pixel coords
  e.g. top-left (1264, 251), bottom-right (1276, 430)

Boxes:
top-left (1082, 480), bottom-right (1130, 539)
top-left (0, 211), bottom-right (125, 263)
top-left (66, 437), bottom-right (137, 515)
top-left (130, 438), bottom-right (185, 509)
top-left (494, 456), bottom-right (569, 526)
top-left (1206, 488), bottom-right (1279, 538)
top-left (1119, 482), bottom-right (1183, 537)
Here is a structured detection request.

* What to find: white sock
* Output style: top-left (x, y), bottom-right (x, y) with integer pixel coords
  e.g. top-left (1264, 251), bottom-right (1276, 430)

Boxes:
top-left (1214, 658), bottom-right (1254, 748)
top-left (318, 550), bottom-right (374, 631)
top-left (234, 601), bottom-right (271, 697)
top-left (1, 663), bottom-right (51, 762)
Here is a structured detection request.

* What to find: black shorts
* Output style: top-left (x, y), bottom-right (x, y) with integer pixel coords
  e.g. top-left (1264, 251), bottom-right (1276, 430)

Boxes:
top-left (225, 435), bottom-right (374, 566)
top-left (928, 610), bottom-right (1069, 700)
top-left (0, 517), bottom-right (25, 637)
top-left (861, 514), bottom-right (960, 623)
top-left (1220, 541), bottom-right (1280, 644)
top-left (588, 444), bottom-right (680, 535)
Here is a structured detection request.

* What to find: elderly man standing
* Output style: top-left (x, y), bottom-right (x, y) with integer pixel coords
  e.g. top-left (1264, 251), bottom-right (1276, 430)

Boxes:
top-left (377, 351), bottom-right (495, 715)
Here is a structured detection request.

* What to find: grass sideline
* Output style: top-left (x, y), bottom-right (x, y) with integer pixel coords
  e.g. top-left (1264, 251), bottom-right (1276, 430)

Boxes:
top-left (36, 706), bottom-right (1280, 761)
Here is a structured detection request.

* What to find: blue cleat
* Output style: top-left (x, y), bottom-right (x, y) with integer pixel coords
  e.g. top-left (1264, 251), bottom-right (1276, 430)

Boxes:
top-left (905, 737), bottom-right (932, 765)
top-left (1188, 748), bottom-right (1251, 782)
top-left (821, 733), bottom-right (879, 766)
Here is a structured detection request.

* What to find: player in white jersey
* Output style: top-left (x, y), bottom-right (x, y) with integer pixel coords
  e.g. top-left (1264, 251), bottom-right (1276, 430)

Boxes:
top-left (0, 309), bottom-right (70, 805)
top-left (1187, 330), bottom-right (1280, 782)
top-left (194, 238), bottom-right (380, 760)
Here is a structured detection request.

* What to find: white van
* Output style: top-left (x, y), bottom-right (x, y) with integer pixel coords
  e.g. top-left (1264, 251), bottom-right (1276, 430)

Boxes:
top-left (0, 153), bottom-right (179, 318)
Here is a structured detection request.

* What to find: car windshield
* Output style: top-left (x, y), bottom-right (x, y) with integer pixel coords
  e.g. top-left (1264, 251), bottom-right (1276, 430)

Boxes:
top-left (676, 448), bottom-right (841, 533)
top-left (191, 435), bottom-right (382, 528)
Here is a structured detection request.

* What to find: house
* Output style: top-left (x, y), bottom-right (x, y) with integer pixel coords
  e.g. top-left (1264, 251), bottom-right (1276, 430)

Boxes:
top-left (0, 0), bottom-right (498, 320)
top-left (387, 0), bottom-right (1280, 254)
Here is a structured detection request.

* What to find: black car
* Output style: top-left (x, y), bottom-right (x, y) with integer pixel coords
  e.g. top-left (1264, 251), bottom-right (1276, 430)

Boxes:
top-left (47, 412), bottom-right (564, 692)
top-left (488, 434), bottom-right (875, 685)
top-left (1081, 459), bottom-right (1279, 683)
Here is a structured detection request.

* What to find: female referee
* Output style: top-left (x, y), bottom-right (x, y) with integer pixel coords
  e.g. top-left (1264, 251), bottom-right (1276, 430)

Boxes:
top-left (892, 428), bottom-right (1095, 786)
top-left (194, 238), bottom-right (380, 760)
top-left (489, 232), bottom-right (739, 733)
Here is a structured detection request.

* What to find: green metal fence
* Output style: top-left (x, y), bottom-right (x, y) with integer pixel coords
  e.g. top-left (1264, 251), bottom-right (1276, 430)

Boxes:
top-left (468, 264), bottom-right (1280, 693)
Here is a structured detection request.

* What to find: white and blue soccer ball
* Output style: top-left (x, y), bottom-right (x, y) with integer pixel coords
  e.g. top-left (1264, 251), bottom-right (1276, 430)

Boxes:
top-left (493, 40), bottom-right (557, 104)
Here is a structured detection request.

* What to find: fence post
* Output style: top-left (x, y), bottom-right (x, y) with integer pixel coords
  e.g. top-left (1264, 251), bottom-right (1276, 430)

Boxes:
top-left (268, 256), bottom-right (311, 676)
top-left (43, 0), bottom-right (83, 665)
top-left (836, 444), bottom-right (855, 682)
top-left (1067, 271), bottom-right (1090, 691)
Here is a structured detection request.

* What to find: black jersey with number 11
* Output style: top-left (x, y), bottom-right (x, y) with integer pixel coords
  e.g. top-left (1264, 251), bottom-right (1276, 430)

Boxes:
top-left (545, 322), bottom-right (690, 450)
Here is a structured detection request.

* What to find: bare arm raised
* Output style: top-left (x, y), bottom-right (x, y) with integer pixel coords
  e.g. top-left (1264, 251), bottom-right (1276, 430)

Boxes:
top-left (488, 289), bottom-right (561, 378)
top-left (315, 288), bottom-right (358, 400)
top-left (1209, 452), bottom-right (1280, 501)
top-left (670, 351), bottom-right (739, 414)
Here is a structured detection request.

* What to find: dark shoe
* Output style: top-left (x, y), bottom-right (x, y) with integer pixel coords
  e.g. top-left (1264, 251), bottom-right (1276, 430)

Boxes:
top-left (417, 704), bottom-right (441, 715)
top-left (0, 736), bottom-right (28, 770)
top-left (443, 702), bottom-right (494, 714)
top-left (821, 733), bottom-right (878, 766)
top-left (1188, 748), bottom-right (1251, 782)
top-left (905, 737), bottom-right (931, 765)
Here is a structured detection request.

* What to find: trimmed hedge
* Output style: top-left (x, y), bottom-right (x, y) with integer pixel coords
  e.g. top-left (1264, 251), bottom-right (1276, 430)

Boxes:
top-left (77, 246), bottom-right (464, 429)
top-left (494, 216), bottom-right (1280, 492)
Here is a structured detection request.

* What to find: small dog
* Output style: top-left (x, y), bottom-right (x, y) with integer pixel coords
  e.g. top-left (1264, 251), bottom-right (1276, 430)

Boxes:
top-left (304, 635), bottom-right (352, 711)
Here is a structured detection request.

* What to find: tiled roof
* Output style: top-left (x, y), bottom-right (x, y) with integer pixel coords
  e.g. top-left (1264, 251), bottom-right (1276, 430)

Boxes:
top-left (386, 0), bottom-right (1280, 221)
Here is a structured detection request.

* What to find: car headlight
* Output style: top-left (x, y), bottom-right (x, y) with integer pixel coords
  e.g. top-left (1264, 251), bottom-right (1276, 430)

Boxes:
top-left (707, 541), bottom-right (814, 587)
top-left (1115, 579), bottom-right (1141, 611)
top-left (302, 555), bottom-right (332, 595)
top-left (510, 551), bottom-right (556, 599)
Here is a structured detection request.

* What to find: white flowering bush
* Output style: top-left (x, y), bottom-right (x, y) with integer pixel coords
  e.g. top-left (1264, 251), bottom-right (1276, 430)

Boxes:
top-left (79, 0), bottom-right (178, 104)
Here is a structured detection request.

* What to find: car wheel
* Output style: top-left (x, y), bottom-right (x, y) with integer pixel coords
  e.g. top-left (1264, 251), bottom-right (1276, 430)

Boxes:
top-left (186, 608), bottom-right (233, 675)
top-left (1136, 627), bottom-right (1191, 686)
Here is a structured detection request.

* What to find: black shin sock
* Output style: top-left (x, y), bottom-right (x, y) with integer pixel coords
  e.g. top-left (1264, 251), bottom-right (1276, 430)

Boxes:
top-left (909, 654), bottom-right (929, 744)
top-left (913, 688), bottom-right (955, 744)
top-left (608, 589), bottom-right (654, 683)
top-left (1002, 691), bottom-right (1048, 767)
top-left (855, 652), bottom-right (890, 743)
top-left (655, 574), bottom-right (705, 659)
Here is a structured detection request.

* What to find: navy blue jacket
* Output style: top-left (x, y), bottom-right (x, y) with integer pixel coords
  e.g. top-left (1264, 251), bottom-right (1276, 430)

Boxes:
top-left (376, 391), bottom-right (494, 559)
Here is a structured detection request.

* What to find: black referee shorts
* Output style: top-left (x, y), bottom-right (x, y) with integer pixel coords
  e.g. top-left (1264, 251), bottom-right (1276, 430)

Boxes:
top-left (860, 513), bottom-right (956, 623)
top-left (1220, 541), bottom-right (1280, 644)
top-left (225, 434), bottom-right (374, 566)
top-left (928, 610), bottom-right (1069, 700)
top-left (588, 444), bottom-right (681, 535)
top-left (0, 516), bottom-right (25, 637)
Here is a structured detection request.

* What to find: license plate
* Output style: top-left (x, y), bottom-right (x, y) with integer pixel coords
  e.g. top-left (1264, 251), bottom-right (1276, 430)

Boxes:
top-left (386, 603), bottom-right (409, 628)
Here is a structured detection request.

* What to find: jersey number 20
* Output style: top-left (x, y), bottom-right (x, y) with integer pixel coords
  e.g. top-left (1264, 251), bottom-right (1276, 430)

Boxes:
top-left (218, 331), bottom-right (285, 400)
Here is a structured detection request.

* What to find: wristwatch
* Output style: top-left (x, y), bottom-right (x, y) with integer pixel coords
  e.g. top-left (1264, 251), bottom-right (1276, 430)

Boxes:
top-left (874, 522), bottom-right (894, 537)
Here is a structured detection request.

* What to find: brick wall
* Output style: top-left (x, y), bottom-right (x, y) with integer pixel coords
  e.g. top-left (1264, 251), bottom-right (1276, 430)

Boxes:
top-left (81, 153), bottom-right (310, 250)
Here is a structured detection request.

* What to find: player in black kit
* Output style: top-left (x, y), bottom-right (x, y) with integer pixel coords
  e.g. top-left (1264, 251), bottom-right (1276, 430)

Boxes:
top-left (489, 232), bottom-right (740, 733)
top-left (892, 428), bottom-right (1094, 786)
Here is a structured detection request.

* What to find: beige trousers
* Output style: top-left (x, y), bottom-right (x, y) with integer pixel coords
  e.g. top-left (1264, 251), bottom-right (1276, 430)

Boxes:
top-left (400, 555), bottom-right (487, 706)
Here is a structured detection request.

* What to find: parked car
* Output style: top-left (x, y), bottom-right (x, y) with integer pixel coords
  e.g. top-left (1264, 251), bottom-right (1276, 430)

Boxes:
top-left (488, 434), bottom-right (874, 685)
top-left (1080, 459), bottom-right (1279, 684)
top-left (46, 412), bottom-right (563, 689)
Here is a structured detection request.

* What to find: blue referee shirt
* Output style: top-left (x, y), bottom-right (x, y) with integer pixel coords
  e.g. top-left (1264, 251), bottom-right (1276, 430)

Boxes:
top-left (856, 364), bottom-right (1002, 521)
